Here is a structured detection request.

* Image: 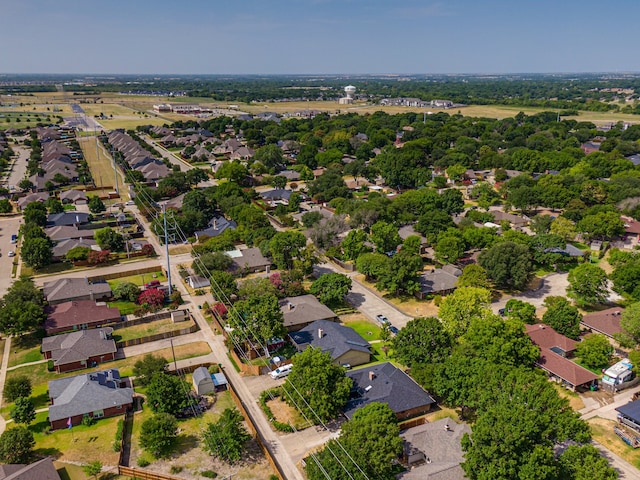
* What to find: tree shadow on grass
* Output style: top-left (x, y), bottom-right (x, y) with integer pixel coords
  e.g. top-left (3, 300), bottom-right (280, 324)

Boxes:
top-left (175, 433), bottom-right (199, 455)
top-left (31, 391), bottom-right (50, 410)
top-left (29, 417), bottom-right (52, 435)
top-left (35, 447), bottom-right (62, 458)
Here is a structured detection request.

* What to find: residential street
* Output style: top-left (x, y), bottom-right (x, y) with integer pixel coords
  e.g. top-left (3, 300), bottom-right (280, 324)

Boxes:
top-left (314, 262), bottom-right (413, 328)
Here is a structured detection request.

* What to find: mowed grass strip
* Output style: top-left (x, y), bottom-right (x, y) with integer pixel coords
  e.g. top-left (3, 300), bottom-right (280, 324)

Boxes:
top-left (113, 318), bottom-right (196, 343)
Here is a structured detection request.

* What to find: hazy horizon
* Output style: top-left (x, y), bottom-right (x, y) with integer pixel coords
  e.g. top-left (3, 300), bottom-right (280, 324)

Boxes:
top-left (3, 0), bottom-right (640, 75)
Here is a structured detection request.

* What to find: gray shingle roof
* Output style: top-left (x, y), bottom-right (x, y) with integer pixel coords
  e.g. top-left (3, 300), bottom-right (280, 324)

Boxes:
top-left (41, 328), bottom-right (116, 367)
top-left (0, 457), bottom-right (61, 480)
top-left (344, 362), bottom-right (435, 419)
top-left (289, 320), bottom-right (371, 360)
top-left (43, 278), bottom-right (112, 303)
top-left (48, 369), bottom-right (133, 422)
top-left (195, 214), bottom-right (237, 239)
top-left (280, 295), bottom-right (338, 329)
top-left (46, 211), bottom-right (90, 227)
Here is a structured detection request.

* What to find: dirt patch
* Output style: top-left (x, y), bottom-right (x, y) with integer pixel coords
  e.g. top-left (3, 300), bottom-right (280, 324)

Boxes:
top-left (552, 383), bottom-right (587, 410)
top-left (340, 313), bottom-right (369, 323)
top-left (267, 397), bottom-right (298, 426)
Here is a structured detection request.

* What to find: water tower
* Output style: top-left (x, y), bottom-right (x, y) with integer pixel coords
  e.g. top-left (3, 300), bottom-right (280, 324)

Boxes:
top-left (339, 85), bottom-right (356, 105)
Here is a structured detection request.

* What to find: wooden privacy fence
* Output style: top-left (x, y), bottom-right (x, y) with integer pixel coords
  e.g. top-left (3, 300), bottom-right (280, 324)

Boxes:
top-left (88, 265), bottom-right (165, 282)
top-left (118, 466), bottom-right (182, 480)
top-left (225, 368), bottom-right (285, 480)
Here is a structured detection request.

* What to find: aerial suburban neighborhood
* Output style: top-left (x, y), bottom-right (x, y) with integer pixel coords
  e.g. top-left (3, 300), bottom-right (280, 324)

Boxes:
top-left (3, 71), bottom-right (640, 480)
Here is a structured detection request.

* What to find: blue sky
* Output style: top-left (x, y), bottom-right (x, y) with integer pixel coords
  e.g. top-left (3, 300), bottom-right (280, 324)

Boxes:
top-left (2, 0), bottom-right (639, 74)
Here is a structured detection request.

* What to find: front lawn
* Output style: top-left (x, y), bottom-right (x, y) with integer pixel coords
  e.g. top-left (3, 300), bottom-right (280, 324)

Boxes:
top-left (8, 332), bottom-right (45, 368)
top-left (341, 317), bottom-right (382, 341)
top-left (108, 300), bottom-right (138, 315)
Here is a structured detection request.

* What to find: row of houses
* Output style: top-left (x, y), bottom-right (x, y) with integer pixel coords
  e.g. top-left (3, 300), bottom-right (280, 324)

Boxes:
top-left (107, 130), bottom-right (172, 182)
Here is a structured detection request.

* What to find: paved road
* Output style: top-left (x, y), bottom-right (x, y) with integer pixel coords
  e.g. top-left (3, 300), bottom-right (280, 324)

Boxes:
top-left (594, 441), bottom-right (640, 480)
top-left (490, 272), bottom-right (569, 313)
top-left (314, 262), bottom-right (413, 328)
top-left (142, 136), bottom-right (191, 172)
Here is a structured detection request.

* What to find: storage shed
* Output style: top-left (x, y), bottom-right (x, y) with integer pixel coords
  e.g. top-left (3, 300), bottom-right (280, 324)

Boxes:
top-left (193, 366), bottom-right (215, 395)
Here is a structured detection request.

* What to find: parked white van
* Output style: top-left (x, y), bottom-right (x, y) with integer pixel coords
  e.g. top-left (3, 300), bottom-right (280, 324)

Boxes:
top-left (269, 364), bottom-right (292, 379)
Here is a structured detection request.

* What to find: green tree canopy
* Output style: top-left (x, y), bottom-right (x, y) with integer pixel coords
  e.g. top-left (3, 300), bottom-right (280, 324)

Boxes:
top-left (3, 375), bottom-right (31, 402)
top-left (268, 230), bottom-right (307, 270)
top-left (558, 444), bottom-right (618, 480)
top-left (438, 287), bottom-right (492, 338)
top-left (20, 236), bottom-right (52, 270)
top-left (283, 347), bottom-right (352, 423)
top-left (310, 273), bottom-right (352, 306)
top-left (478, 241), bottom-right (533, 290)
top-left (94, 227), bottom-right (124, 251)
top-left (113, 281), bottom-right (140, 302)
top-left (133, 354), bottom-right (167, 386)
top-left (370, 221), bottom-right (402, 254)
top-left (23, 202), bottom-right (47, 226)
top-left (232, 293), bottom-right (285, 346)
top-left (567, 263), bottom-right (609, 307)
top-left (88, 196), bottom-right (106, 214)
top-left (457, 264), bottom-right (491, 289)
top-left (145, 373), bottom-right (191, 415)
top-left (615, 302), bottom-right (640, 348)
top-left (139, 413), bottom-right (178, 458)
top-left (0, 277), bottom-right (46, 336)
top-left (542, 296), bottom-right (582, 340)
top-left (9, 396), bottom-right (35, 425)
top-left (576, 333), bottom-right (614, 370)
top-left (0, 426), bottom-right (35, 464)
top-left (202, 408), bottom-right (251, 463)
top-left (504, 298), bottom-right (537, 324)
top-left (393, 316), bottom-right (452, 368)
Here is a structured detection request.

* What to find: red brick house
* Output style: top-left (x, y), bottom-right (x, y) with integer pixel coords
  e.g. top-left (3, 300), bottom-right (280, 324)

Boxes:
top-left (48, 369), bottom-right (133, 430)
top-left (41, 328), bottom-right (117, 373)
top-left (44, 300), bottom-right (121, 335)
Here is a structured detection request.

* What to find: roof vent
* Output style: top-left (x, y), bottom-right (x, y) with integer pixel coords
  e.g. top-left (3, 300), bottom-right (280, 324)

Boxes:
top-left (318, 328), bottom-right (324, 338)
top-left (368, 371), bottom-right (376, 381)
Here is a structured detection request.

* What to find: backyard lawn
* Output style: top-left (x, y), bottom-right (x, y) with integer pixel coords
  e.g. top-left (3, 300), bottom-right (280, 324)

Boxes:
top-left (8, 332), bottom-right (45, 368)
top-left (589, 416), bottom-right (640, 469)
top-left (112, 318), bottom-right (196, 343)
top-left (30, 411), bottom-right (122, 466)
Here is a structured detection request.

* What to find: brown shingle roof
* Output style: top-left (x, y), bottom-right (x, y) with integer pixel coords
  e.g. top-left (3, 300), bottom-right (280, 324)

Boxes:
top-left (581, 307), bottom-right (624, 338)
top-left (525, 323), bottom-right (577, 354)
top-left (537, 347), bottom-right (599, 387)
top-left (45, 300), bottom-right (120, 331)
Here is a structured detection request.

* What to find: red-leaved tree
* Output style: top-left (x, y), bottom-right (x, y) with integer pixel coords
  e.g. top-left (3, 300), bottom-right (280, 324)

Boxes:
top-left (87, 250), bottom-right (111, 265)
top-left (138, 288), bottom-right (166, 306)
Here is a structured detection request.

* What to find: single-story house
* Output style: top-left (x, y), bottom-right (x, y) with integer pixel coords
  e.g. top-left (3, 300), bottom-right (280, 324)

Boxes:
top-left (344, 362), bottom-right (436, 420)
top-left (193, 366), bottom-right (215, 395)
top-left (581, 307), bottom-right (624, 339)
top-left (226, 247), bottom-right (272, 273)
top-left (194, 214), bottom-right (237, 240)
top-left (59, 189), bottom-right (88, 205)
top-left (525, 324), bottom-right (599, 391)
top-left (398, 418), bottom-right (472, 480)
top-left (44, 300), bottom-right (121, 334)
top-left (41, 328), bottom-right (117, 373)
top-left (164, 193), bottom-right (186, 211)
top-left (260, 189), bottom-right (292, 205)
top-left (48, 369), bottom-right (133, 429)
top-left (186, 275), bottom-right (211, 289)
top-left (45, 226), bottom-right (96, 243)
top-left (43, 279), bottom-right (113, 306)
top-left (543, 244), bottom-right (588, 258)
top-left (0, 457), bottom-right (61, 480)
top-left (46, 211), bottom-right (90, 227)
top-left (52, 238), bottom-right (99, 260)
top-left (490, 210), bottom-right (529, 228)
top-left (280, 295), bottom-right (339, 332)
top-left (17, 192), bottom-right (49, 210)
top-left (416, 265), bottom-right (462, 298)
top-left (289, 320), bottom-right (371, 367)
top-left (616, 400), bottom-right (640, 432)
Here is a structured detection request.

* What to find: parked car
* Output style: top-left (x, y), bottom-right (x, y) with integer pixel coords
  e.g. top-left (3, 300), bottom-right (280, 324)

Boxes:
top-left (269, 364), bottom-right (293, 379)
top-left (376, 314), bottom-right (390, 324)
top-left (7, 251), bottom-right (15, 257)
top-left (389, 325), bottom-right (399, 335)
top-left (10, 234), bottom-right (17, 244)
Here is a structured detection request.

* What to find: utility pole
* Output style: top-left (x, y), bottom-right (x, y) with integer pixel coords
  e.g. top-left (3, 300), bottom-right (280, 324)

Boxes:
top-left (163, 204), bottom-right (173, 296)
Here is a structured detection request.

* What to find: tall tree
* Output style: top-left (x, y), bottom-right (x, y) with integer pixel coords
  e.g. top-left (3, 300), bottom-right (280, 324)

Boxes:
top-left (202, 408), bottom-right (250, 463)
top-left (567, 263), bottom-right (609, 307)
top-left (133, 354), bottom-right (167, 386)
top-left (542, 296), bottom-right (582, 339)
top-left (268, 231), bottom-right (307, 270)
top-left (145, 373), bottom-right (191, 415)
top-left (504, 298), bottom-right (537, 324)
top-left (20, 236), bottom-right (53, 270)
top-left (0, 426), bottom-right (35, 464)
top-left (140, 413), bottom-right (178, 458)
top-left (3, 375), bottom-right (31, 402)
top-left (232, 293), bottom-right (285, 347)
top-left (9, 396), bottom-right (35, 425)
top-left (310, 273), bottom-right (352, 306)
top-left (370, 221), bottom-right (402, 254)
top-left (457, 264), bottom-right (491, 289)
top-left (0, 277), bottom-right (46, 336)
top-left (479, 241), bottom-right (533, 290)
top-left (393, 316), bottom-right (452, 368)
top-left (576, 334), bottom-right (613, 370)
top-left (305, 403), bottom-right (403, 480)
top-left (438, 287), bottom-right (491, 338)
top-left (283, 347), bottom-right (352, 423)
top-left (615, 302), bottom-right (640, 347)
